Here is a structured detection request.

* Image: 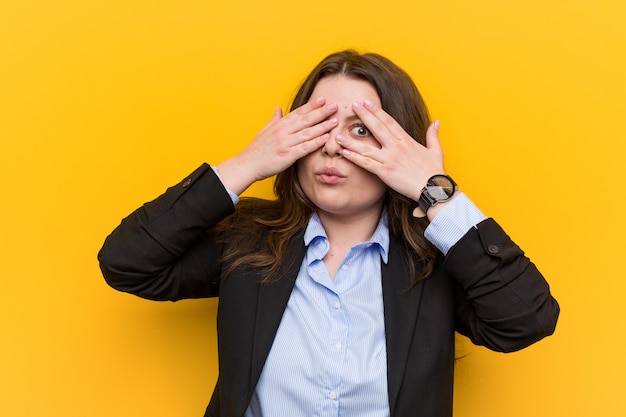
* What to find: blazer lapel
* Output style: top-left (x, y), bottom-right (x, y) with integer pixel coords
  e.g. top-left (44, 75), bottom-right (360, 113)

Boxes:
top-left (250, 232), bottom-right (307, 391)
top-left (246, 230), bottom-right (426, 414)
top-left (382, 240), bottom-right (425, 414)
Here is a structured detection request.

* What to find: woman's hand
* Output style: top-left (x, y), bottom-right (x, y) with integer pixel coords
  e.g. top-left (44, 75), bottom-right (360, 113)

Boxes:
top-left (336, 100), bottom-right (446, 203)
top-left (217, 97), bottom-right (338, 195)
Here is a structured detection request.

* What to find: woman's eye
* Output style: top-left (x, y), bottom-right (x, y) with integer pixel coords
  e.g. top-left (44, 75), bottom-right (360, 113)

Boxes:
top-left (350, 124), bottom-right (371, 138)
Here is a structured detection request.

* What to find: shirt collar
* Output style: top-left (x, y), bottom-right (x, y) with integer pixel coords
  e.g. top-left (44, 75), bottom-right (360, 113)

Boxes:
top-left (303, 210), bottom-right (390, 264)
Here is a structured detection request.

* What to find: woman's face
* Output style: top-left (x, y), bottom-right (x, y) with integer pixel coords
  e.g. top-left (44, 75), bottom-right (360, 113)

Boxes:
top-left (297, 75), bottom-right (387, 221)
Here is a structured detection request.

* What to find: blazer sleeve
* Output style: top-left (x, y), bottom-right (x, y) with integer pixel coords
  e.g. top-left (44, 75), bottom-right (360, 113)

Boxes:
top-left (97, 163), bottom-right (236, 301)
top-left (447, 218), bottom-right (560, 352)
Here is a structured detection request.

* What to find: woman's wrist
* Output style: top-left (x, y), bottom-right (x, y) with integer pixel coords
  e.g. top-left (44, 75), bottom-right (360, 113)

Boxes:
top-left (215, 156), bottom-right (259, 196)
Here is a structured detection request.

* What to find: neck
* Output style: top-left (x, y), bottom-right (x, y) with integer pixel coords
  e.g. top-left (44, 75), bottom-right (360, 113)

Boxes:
top-left (317, 204), bottom-right (383, 247)
top-left (316, 204), bottom-right (383, 280)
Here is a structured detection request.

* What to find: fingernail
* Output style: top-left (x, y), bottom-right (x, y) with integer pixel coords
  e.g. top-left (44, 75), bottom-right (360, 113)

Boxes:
top-left (315, 96), bottom-right (325, 104)
top-left (327, 102), bottom-right (337, 111)
top-left (352, 102), bottom-right (363, 110)
top-left (433, 120), bottom-right (440, 130)
top-left (335, 134), bottom-right (345, 144)
top-left (328, 117), bottom-right (338, 125)
top-left (364, 99), bottom-right (374, 108)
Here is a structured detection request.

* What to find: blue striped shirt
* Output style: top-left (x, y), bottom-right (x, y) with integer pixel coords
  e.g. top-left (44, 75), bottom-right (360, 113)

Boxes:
top-left (245, 211), bottom-right (390, 417)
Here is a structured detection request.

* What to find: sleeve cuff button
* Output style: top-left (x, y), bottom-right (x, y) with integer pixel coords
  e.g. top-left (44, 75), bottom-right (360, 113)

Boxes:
top-left (487, 244), bottom-right (500, 254)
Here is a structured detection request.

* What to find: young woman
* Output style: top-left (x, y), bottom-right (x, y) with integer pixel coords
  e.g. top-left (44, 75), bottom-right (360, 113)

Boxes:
top-left (99, 50), bottom-right (559, 417)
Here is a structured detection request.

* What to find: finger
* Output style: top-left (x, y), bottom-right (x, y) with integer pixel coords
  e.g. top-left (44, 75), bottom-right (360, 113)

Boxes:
top-left (355, 100), bottom-right (412, 147)
top-left (292, 117), bottom-right (338, 144)
top-left (340, 146), bottom-right (383, 176)
top-left (293, 95), bottom-right (326, 115)
top-left (256, 106), bottom-right (285, 135)
top-left (272, 106), bottom-right (283, 121)
top-left (291, 96), bottom-right (334, 122)
top-left (335, 134), bottom-right (382, 162)
top-left (349, 102), bottom-right (391, 147)
top-left (290, 133), bottom-right (329, 160)
top-left (291, 101), bottom-right (338, 131)
top-left (365, 100), bottom-right (416, 140)
top-left (425, 120), bottom-right (443, 154)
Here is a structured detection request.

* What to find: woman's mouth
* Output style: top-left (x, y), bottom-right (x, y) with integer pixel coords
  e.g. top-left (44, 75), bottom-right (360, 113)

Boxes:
top-left (315, 167), bottom-right (345, 184)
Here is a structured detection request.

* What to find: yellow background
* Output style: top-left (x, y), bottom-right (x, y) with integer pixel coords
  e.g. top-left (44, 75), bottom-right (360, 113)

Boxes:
top-left (1, 0), bottom-right (625, 416)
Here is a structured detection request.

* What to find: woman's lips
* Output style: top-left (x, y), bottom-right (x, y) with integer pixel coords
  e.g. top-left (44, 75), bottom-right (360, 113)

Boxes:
top-left (315, 167), bottom-right (345, 184)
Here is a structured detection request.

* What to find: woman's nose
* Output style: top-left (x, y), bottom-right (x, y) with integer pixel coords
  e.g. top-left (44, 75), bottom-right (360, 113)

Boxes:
top-left (322, 129), bottom-right (343, 157)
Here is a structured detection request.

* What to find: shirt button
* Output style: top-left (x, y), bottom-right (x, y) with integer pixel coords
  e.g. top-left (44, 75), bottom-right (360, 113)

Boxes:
top-left (341, 265), bottom-right (348, 271)
top-left (334, 301), bottom-right (341, 309)
top-left (335, 342), bottom-right (342, 350)
top-left (181, 178), bottom-right (192, 188)
top-left (329, 391), bottom-right (337, 400)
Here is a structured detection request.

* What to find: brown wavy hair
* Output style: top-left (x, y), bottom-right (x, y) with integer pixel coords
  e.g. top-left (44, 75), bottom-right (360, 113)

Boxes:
top-left (216, 50), bottom-right (437, 284)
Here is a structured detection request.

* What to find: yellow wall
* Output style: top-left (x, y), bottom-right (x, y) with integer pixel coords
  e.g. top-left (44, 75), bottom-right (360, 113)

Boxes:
top-left (1, 1), bottom-right (624, 416)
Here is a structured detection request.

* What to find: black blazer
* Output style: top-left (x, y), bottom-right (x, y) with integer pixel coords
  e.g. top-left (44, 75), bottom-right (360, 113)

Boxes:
top-left (99, 163), bottom-right (559, 417)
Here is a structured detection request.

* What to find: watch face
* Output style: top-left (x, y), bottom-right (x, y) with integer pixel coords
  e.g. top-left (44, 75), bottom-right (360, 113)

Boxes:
top-left (426, 185), bottom-right (451, 200)
top-left (427, 175), bottom-right (455, 200)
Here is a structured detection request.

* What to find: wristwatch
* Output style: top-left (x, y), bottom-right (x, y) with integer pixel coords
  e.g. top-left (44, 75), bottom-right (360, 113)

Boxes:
top-left (413, 174), bottom-right (457, 218)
